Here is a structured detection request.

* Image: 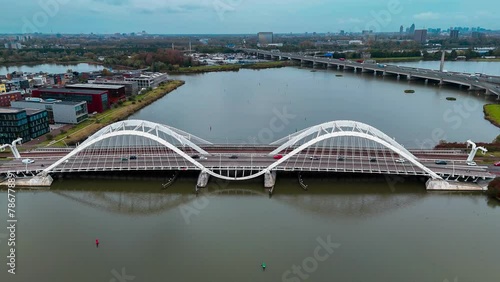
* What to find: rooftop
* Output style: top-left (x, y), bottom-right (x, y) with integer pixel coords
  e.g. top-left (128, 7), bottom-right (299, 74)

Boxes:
top-left (66, 83), bottom-right (124, 90)
top-left (13, 99), bottom-right (84, 106)
top-left (0, 107), bottom-right (24, 114)
top-left (36, 87), bottom-right (108, 95)
top-left (24, 108), bottom-right (46, 115)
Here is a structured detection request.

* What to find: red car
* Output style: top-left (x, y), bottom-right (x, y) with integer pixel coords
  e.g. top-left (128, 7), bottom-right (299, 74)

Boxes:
top-left (273, 155), bottom-right (283, 160)
top-left (494, 161), bottom-right (500, 166)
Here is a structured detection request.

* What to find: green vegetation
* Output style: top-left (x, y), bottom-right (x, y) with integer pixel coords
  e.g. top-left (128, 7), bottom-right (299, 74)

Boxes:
top-left (404, 89), bottom-right (415, 93)
top-left (241, 61), bottom-right (293, 69)
top-left (170, 61), bottom-right (293, 74)
top-left (486, 178), bottom-right (500, 200)
top-left (484, 104), bottom-right (500, 128)
top-left (43, 80), bottom-right (185, 146)
top-left (446, 97), bottom-right (457, 101)
top-left (171, 64), bottom-right (240, 74)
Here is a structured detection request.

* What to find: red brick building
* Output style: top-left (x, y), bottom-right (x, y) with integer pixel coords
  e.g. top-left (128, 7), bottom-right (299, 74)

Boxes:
top-left (31, 88), bottom-right (110, 113)
top-left (0, 91), bottom-right (22, 107)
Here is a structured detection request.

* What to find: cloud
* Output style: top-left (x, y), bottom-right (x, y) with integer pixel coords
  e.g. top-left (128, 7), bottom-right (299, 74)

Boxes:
top-left (413, 12), bottom-right (440, 20)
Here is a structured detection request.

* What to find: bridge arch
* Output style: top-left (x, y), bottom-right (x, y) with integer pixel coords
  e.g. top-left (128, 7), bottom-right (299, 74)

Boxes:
top-left (42, 120), bottom-right (442, 180)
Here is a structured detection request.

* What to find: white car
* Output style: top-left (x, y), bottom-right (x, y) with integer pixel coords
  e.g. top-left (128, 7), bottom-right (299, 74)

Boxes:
top-left (395, 158), bottom-right (405, 163)
top-left (22, 159), bottom-right (35, 164)
top-left (466, 161), bottom-right (477, 166)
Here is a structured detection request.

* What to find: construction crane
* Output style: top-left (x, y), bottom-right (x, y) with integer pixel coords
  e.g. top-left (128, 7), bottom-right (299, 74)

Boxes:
top-left (466, 140), bottom-right (487, 166)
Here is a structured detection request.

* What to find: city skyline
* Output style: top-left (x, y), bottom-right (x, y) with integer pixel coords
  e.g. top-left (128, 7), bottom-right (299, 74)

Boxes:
top-left (0, 0), bottom-right (499, 34)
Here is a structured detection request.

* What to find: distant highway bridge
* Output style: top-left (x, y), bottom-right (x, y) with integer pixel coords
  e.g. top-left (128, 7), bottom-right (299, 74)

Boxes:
top-left (0, 120), bottom-right (495, 192)
top-left (239, 48), bottom-right (500, 98)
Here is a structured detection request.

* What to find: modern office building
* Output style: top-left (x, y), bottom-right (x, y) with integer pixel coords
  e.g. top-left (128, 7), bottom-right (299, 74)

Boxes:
top-left (450, 29), bottom-right (459, 39)
top-left (89, 79), bottom-right (139, 96)
top-left (25, 108), bottom-right (50, 139)
top-left (413, 29), bottom-right (427, 43)
top-left (0, 91), bottom-right (23, 107)
top-left (257, 32), bottom-right (274, 46)
top-left (11, 98), bottom-right (88, 124)
top-left (0, 107), bottom-right (49, 143)
top-left (124, 72), bottom-right (168, 90)
top-left (31, 88), bottom-right (109, 113)
top-left (65, 83), bottom-right (126, 103)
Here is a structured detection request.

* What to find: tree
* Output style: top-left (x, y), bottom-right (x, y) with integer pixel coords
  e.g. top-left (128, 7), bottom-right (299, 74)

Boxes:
top-left (102, 69), bottom-right (112, 76)
top-left (493, 134), bottom-right (500, 144)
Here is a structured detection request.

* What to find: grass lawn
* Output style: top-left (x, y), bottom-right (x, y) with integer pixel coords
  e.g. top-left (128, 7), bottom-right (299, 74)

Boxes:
top-left (484, 104), bottom-right (500, 128)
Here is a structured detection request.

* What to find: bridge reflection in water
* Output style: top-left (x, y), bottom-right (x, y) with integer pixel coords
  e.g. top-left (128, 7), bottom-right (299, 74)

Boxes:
top-left (49, 176), bottom-right (428, 218)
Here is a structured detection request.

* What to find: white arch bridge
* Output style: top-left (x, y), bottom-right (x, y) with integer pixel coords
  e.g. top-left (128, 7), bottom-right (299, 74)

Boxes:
top-left (2, 120), bottom-right (494, 189)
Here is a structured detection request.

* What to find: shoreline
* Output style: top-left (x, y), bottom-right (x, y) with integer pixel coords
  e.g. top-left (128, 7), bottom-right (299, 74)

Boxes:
top-left (42, 80), bottom-right (185, 146)
top-left (169, 61), bottom-right (295, 74)
top-left (484, 104), bottom-right (500, 129)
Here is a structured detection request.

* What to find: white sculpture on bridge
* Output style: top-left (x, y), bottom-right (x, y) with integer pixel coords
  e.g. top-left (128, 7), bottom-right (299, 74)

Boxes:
top-left (0, 138), bottom-right (22, 159)
top-left (466, 140), bottom-right (487, 166)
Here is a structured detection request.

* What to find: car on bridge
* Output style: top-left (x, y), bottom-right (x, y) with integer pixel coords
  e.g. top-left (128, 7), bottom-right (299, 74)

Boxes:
top-left (435, 160), bottom-right (447, 165)
top-left (22, 159), bottom-right (35, 164)
top-left (309, 156), bottom-right (320, 160)
top-left (121, 157), bottom-right (128, 162)
top-left (370, 158), bottom-right (377, 162)
top-left (337, 156), bottom-right (345, 161)
top-left (395, 158), bottom-right (405, 163)
top-left (229, 155), bottom-right (238, 159)
top-left (130, 155), bottom-right (137, 160)
top-left (273, 154), bottom-right (283, 160)
top-left (494, 161), bottom-right (500, 166)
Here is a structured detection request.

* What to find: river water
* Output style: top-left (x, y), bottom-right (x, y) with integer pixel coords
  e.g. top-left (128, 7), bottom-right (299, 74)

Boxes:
top-left (393, 61), bottom-right (500, 76)
top-left (131, 67), bottom-right (499, 147)
top-left (1, 66), bottom-right (500, 282)
top-left (0, 63), bottom-right (104, 75)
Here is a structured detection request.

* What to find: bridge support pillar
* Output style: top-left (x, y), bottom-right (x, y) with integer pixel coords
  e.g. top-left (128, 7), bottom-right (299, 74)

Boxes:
top-left (197, 171), bottom-right (210, 188)
top-left (264, 171), bottom-right (276, 194)
top-left (425, 179), bottom-right (450, 190)
top-left (0, 174), bottom-right (54, 188)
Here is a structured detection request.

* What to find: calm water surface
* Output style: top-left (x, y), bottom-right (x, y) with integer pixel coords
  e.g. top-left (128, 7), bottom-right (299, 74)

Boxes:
top-left (131, 67), bottom-right (499, 147)
top-left (1, 177), bottom-right (499, 282)
top-left (0, 63), bottom-right (104, 75)
top-left (1, 66), bottom-right (499, 282)
top-left (393, 60), bottom-right (500, 76)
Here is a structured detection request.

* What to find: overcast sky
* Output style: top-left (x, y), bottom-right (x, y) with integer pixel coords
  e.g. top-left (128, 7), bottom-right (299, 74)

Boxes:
top-left (1, 0), bottom-right (498, 34)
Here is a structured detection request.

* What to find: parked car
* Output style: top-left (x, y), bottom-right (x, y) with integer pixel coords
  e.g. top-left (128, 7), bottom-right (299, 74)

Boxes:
top-left (435, 160), bottom-right (447, 165)
top-left (273, 154), bottom-right (283, 160)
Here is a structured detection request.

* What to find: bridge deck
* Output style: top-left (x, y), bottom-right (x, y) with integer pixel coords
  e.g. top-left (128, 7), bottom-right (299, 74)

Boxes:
top-left (0, 147), bottom-right (494, 179)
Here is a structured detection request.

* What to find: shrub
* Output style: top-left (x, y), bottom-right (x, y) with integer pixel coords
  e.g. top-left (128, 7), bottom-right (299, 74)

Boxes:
top-left (46, 134), bottom-right (53, 140)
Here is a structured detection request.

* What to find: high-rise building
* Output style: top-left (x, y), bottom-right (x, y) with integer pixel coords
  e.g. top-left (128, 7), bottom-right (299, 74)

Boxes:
top-left (413, 29), bottom-right (427, 43)
top-left (257, 32), bottom-right (273, 46)
top-left (400, 25), bottom-right (404, 33)
top-left (409, 23), bottom-right (415, 34)
top-left (450, 29), bottom-right (459, 39)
